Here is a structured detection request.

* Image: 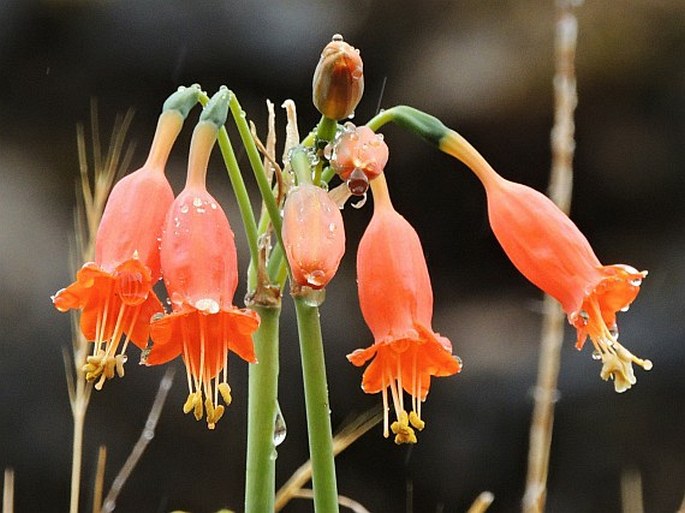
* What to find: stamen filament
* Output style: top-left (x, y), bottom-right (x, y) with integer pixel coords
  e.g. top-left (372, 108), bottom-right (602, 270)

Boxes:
top-left (381, 373), bottom-right (389, 438)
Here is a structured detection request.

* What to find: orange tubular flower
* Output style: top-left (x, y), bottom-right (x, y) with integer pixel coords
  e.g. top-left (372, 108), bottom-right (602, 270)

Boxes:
top-left (145, 100), bottom-right (259, 429)
top-left (282, 183), bottom-right (345, 289)
top-left (347, 174), bottom-right (462, 444)
top-left (53, 106), bottom-right (185, 389)
top-left (441, 131), bottom-right (651, 392)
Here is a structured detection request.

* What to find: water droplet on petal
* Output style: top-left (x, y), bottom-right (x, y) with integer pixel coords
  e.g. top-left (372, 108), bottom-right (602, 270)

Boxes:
top-left (592, 350), bottom-right (602, 360)
top-left (180, 204), bottom-right (189, 214)
top-left (193, 197), bottom-right (203, 207)
top-left (170, 291), bottom-right (185, 307)
top-left (305, 270), bottom-right (326, 288)
top-left (195, 298), bottom-right (220, 314)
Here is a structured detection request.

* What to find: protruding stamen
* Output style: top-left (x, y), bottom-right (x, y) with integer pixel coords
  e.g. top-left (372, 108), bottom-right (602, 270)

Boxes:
top-left (381, 374), bottom-right (389, 438)
top-left (218, 382), bottom-right (232, 405)
top-left (409, 410), bottom-right (425, 431)
top-left (390, 410), bottom-right (417, 444)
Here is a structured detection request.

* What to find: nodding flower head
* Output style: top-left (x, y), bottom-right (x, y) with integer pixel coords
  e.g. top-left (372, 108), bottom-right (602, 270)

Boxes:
top-left (145, 99), bottom-right (259, 429)
top-left (440, 130), bottom-right (651, 392)
top-left (52, 98), bottom-right (193, 389)
top-left (347, 174), bottom-right (461, 444)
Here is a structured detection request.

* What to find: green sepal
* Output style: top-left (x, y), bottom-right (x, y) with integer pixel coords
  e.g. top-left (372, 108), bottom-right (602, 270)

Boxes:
top-left (162, 84), bottom-right (202, 119)
top-left (200, 86), bottom-right (230, 129)
top-left (387, 105), bottom-right (449, 147)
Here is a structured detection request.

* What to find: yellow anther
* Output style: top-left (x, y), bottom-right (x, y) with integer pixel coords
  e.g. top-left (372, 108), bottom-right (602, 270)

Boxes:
top-left (84, 366), bottom-right (103, 381)
top-left (183, 393), bottom-right (197, 414)
top-left (390, 410), bottom-right (418, 444)
top-left (82, 362), bottom-right (98, 373)
top-left (103, 357), bottom-right (116, 379)
top-left (114, 354), bottom-right (126, 377)
top-left (207, 404), bottom-right (225, 430)
top-left (409, 411), bottom-right (425, 431)
top-left (218, 382), bottom-right (232, 405)
top-left (193, 394), bottom-right (204, 421)
top-left (213, 404), bottom-right (225, 423)
top-left (204, 396), bottom-right (215, 419)
top-left (391, 423), bottom-right (417, 444)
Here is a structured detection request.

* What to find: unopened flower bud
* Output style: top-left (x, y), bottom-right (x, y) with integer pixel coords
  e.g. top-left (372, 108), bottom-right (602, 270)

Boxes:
top-left (312, 34), bottom-right (364, 120)
top-left (282, 184), bottom-right (346, 289)
top-left (330, 125), bottom-right (389, 182)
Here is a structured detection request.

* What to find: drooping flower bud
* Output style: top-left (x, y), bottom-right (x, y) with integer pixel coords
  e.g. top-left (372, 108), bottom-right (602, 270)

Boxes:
top-left (282, 184), bottom-right (346, 289)
top-left (312, 34), bottom-right (364, 121)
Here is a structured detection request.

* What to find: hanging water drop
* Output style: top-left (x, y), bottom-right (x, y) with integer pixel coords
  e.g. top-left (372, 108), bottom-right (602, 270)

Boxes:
top-left (273, 401), bottom-right (287, 446)
top-left (323, 143), bottom-right (334, 160)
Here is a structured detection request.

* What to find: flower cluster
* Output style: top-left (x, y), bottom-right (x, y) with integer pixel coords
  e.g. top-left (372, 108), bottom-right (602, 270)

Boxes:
top-left (53, 87), bottom-right (259, 428)
top-left (54, 34), bottom-right (652, 448)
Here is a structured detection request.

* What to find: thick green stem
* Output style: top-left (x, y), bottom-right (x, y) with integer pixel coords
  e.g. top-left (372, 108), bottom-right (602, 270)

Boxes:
top-left (293, 295), bottom-right (339, 513)
top-left (245, 304), bottom-right (281, 513)
top-left (291, 147), bottom-right (313, 186)
top-left (315, 116), bottom-right (339, 143)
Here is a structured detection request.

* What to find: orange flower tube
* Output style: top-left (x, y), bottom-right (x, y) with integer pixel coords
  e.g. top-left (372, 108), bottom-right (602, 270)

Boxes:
top-left (145, 93), bottom-right (259, 429)
top-left (52, 88), bottom-right (197, 389)
top-left (347, 173), bottom-right (462, 444)
top-left (441, 130), bottom-right (652, 392)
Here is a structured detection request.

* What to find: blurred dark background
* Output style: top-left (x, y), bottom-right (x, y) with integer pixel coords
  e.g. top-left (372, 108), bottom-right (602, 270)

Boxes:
top-left (1, 1), bottom-right (684, 512)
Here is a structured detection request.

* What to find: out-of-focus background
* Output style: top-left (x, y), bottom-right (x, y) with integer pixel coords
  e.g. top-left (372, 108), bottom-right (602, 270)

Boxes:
top-left (1, 1), bottom-right (683, 512)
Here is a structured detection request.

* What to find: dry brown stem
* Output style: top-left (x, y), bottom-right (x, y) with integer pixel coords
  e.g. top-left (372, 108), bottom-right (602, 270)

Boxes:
top-left (466, 492), bottom-right (495, 513)
top-left (68, 104), bottom-right (135, 513)
top-left (2, 468), bottom-right (14, 513)
top-left (92, 446), bottom-right (107, 513)
top-left (275, 409), bottom-right (382, 511)
top-left (100, 368), bottom-right (175, 513)
top-left (522, 2), bottom-right (581, 512)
